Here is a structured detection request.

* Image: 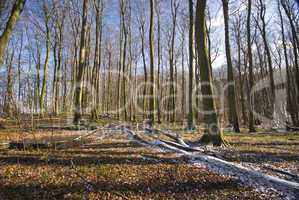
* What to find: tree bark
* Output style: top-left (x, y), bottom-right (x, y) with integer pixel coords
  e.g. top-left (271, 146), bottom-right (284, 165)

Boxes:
top-left (195, 0), bottom-right (225, 146)
top-left (148, 0), bottom-right (155, 125)
top-left (74, 0), bottom-right (88, 124)
top-left (222, 0), bottom-right (240, 132)
top-left (0, 0), bottom-right (26, 65)
top-left (187, 0), bottom-right (194, 129)
top-left (246, 0), bottom-right (256, 132)
top-left (40, 3), bottom-right (51, 115)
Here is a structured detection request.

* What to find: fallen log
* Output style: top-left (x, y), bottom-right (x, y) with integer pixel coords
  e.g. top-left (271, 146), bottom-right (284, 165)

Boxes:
top-left (144, 127), bottom-right (190, 147)
top-left (191, 154), bottom-right (299, 199)
top-left (123, 127), bottom-right (299, 199)
top-left (263, 165), bottom-right (299, 183)
top-left (159, 139), bottom-right (204, 153)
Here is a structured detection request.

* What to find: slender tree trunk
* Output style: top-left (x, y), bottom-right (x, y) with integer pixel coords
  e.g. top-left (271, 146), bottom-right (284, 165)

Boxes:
top-left (121, 0), bottom-right (128, 121)
top-left (257, 0), bottom-right (275, 118)
top-left (17, 33), bottom-right (23, 106)
top-left (91, 0), bottom-right (103, 120)
top-left (181, 29), bottom-right (186, 121)
top-left (238, 43), bottom-right (247, 125)
top-left (40, 4), bottom-right (51, 115)
top-left (34, 39), bottom-right (41, 113)
top-left (246, 0), bottom-right (256, 132)
top-left (222, 0), bottom-right (240, 132)
top-left (139, 18), bottom-right (147, 119)
top-left (5, 46), bottom-right (15, 117)
top-left (187, 0), bottom-right (194, 129)
top-left (148, 0), bottom-right (155, 124)
top-left (53, 32), bottom-right (58, 114)
top-left (155, 2), bottom-right (162, 123)
top-left (169, 0), bottom-right (178, 123)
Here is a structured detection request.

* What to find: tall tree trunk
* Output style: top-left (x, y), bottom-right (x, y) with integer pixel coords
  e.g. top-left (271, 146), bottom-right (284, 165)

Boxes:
top-left (0, 0), bottom-right (26, 65)
top-left (121, 0), bottom-right (128, 121)
top-left (169, 0), bottom-right (178, 123)
top-left (91, 0), bottom-right (103, 120)
top-left (117, 2), bottom-right (123, 120)
top-left (139, 17), bottom-right (147, 119)
top-left (233, 18), bottom-right (247, 125)
top-left (34, 39), bottom-right (41, 113)
top-left (74, 0), bottom-right (88, 124)
top-left (195, 0), bottom-right (225, 146)
top-left (181, 28), bottom-right (186, 122)
top-left (148, 0), bottom-right (155, 124)
top-left (257, 0), bottom-right (275, 118)
top-left (155, 1), bottom-right (162, 123)
top-left (17, 32), bottom-right (23, 107)
top-left (246, 0), bottom-right (256, 132)
top-left (187, 0), bottom-right (194, 129)
top-left (222, 0), bottom-right (240, 132)
top-left (5, 46), bottom-right (15, 117)
top-left (40, 3), bottom-right (51, 115)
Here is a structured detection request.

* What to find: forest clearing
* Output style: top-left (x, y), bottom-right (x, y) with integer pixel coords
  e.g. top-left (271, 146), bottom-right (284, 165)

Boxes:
top-left (0, 0), bottom-right (299, 199)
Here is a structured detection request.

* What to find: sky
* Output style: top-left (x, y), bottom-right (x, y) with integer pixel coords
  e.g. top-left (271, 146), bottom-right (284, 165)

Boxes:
top-left (1, 0), bottom-right (284, 76)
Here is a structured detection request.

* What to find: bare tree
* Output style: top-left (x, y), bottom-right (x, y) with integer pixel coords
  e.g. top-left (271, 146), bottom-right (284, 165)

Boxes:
top-left (0, 0), bottom-right (26, 65)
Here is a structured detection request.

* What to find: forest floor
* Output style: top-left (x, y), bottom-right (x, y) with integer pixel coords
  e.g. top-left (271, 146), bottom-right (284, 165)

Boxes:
top-left (0, 119), bottom-right (298, 199)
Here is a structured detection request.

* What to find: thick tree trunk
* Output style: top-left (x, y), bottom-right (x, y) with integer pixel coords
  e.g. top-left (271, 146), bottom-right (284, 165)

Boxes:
top-left (74, 0), bottom-right (88, 124)
top-left (195, 0), bottom-right (225, 146)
